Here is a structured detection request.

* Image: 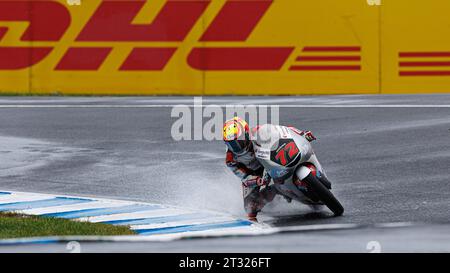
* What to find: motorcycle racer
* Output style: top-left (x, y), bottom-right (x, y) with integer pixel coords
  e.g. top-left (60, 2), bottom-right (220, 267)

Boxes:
top-left (223, 117), bottom-right (316, 220)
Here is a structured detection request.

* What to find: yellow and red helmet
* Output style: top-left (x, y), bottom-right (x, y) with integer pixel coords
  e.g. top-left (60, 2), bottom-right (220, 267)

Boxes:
top-left (223, 117), bottom-right (251, 154)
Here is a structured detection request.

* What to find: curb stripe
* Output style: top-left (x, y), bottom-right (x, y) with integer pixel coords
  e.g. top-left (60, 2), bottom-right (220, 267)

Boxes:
top-left (42, 204), bottom-right (162, 219)
top-left (22, 201), bottom-right (128, 215)
top-left (0, 197), bottom-right (92, 212)
top-left (0, 195), bottom-right (51, 204)
top-left (103, 212), bottom-right (213, 226)
top-left (81, 208), bottom-right (185, 223)
top-left (0, 191), bottom-right (260, 240)
top-left (0, 238), bottom-right (60, 245)
top-left (0, 221), bottom-right (428, 245)
top-left (130, 217), bottom-right (235, 231)
top-left (136, 220), bottom-right (253, 235)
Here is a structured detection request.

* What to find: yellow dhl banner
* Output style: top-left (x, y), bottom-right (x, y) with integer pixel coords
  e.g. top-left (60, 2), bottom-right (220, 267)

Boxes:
top-left (0, 0), bottom-right (449, 95)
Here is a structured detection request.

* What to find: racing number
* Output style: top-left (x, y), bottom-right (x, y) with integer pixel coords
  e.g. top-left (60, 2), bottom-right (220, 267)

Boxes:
top-left (273, 140), bottom-right (300, 166)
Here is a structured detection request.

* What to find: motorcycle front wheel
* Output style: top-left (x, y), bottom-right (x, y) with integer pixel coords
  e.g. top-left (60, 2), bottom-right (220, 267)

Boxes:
top-left (304, 173), bottom-right (344, 216)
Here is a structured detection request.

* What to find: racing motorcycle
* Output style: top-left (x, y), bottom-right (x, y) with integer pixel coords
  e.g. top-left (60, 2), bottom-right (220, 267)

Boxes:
top-left (253, 124), bottom-right (344, 216)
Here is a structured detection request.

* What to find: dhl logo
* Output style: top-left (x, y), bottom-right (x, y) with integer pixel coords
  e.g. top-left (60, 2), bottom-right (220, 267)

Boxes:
top-left (0, 0), bottom-right (362, 72)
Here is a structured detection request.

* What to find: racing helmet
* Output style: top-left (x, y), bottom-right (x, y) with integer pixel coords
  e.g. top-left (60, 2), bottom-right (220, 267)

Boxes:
top-left (223, 117), bottom-right (251, 154)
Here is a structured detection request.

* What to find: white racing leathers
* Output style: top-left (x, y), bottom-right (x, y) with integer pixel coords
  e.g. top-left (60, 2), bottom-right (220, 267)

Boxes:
top-left (225, 124), bottom-right (320, 217)
top-left (252, 124), bottom-right (327, 205)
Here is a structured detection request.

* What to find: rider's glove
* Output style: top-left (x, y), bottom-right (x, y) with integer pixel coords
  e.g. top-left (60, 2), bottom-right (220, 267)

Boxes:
top-left (304, 131), bottom-right (316, 142)
top-left (242, 175), bottom-right (267, 188)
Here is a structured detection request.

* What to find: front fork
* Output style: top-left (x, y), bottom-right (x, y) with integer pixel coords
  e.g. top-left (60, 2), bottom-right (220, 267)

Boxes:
top-left (274, 155), bottom-right (332, 204)
top-left (295, 163), bottom-right (332, 191)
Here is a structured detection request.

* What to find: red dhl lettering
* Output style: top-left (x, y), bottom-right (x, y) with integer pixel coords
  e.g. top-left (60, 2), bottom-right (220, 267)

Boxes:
top-left (0, 0), bottom-right (361, 72)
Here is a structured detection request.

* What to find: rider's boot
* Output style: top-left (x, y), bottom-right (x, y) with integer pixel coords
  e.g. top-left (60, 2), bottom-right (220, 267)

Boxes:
top-left (244, 186), bottom-right (277, 221)
top-left (247, 213), bottom-right (258, 222)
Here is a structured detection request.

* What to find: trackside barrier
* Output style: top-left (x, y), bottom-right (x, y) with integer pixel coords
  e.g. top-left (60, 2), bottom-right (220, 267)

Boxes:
top-left (0, 0), bottom-right (449, 95)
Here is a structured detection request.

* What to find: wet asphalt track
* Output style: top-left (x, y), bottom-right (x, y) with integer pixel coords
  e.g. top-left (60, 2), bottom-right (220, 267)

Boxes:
top-left (0, 95), bottom-right (449, 252)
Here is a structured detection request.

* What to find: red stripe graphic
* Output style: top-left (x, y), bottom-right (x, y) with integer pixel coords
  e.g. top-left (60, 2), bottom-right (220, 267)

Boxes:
top-left (0, 47), bottom-right (52, 70)
top-left (399, 71), bottom-right (450, 76)
top-left (56, 48), bottom-right (112, 71)
top-left (400, 61), bottom-right (450, 67)
top-left (200, 0), bottom-right (273, 41)
top-left (290, 65), bottom-right (361, 71)
top-left (188, 47), bottom-right (294, 70)
top-left (292, 47), bottom-right (362, 71)
top-left (399, 52), bottom-right (450, 58)
top-left (120, 48), bottom-right (177, 71)
top-left (296, 56), bottom-right (361, 61)
top-left (398, 51), bottom-right (450, 76)
top-left (303, 47), bottom-right (361, 52)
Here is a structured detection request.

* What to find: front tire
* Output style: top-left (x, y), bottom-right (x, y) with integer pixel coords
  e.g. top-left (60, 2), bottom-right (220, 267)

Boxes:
top-left (304, 173), bottom-right (344, 216)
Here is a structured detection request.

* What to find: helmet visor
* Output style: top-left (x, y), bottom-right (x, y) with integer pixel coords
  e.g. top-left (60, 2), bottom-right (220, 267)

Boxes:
top-left (225, 139), bottom-right (249, 154)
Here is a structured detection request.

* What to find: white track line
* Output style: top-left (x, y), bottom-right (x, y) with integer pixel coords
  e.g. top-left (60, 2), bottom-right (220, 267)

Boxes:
top-left (273, 223), bottom-right (360, 233)
top-left (0, 104), bottom-right (449, 108)
top-left (374, 222), bottom-right (416, 228)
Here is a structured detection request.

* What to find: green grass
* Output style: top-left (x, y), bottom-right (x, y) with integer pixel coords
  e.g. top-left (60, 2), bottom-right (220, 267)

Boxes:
top-left (0, 212), bottom-right (136, 239)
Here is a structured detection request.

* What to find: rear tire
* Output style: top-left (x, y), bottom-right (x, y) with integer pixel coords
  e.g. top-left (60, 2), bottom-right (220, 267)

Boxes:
top-left (304, 173), bottom-right (344, 216)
